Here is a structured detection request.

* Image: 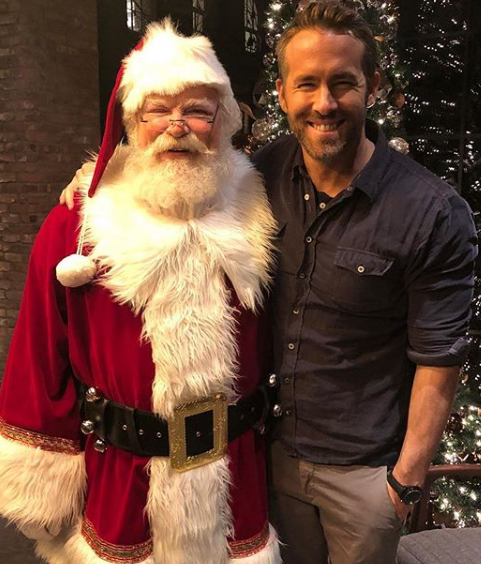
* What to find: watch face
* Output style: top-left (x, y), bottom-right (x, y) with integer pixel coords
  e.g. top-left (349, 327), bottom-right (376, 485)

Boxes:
top-left (402, 487), bottom-right (423, 504)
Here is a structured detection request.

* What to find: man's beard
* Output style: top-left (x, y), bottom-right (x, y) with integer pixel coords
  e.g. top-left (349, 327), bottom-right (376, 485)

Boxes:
top-left (289, 113), bottom-right (363, 163)
top-left (123, 133), bottom-right (229, 219)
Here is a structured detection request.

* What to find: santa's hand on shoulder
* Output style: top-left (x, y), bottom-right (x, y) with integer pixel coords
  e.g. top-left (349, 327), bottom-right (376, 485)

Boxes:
top-left (59, 161), bottom-right (94, 211)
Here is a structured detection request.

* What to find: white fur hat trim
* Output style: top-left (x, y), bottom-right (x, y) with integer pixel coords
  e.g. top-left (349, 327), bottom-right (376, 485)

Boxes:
top-left (119, 19), bottom-right (241, 136)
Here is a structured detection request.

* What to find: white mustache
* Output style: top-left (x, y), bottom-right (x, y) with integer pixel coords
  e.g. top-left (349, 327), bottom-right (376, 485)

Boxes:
top-left (145, 132), bottom-right (211, 157)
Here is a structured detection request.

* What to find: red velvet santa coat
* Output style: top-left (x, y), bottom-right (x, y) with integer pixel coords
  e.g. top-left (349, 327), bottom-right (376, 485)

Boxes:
top-left (0, 147), bottom-right (280, 564)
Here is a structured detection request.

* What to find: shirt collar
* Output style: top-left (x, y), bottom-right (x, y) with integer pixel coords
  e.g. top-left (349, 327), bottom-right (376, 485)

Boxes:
top-left (350, 119), bottom-right (391, 202)
top-left (291, 119), bottom-right (392, 202)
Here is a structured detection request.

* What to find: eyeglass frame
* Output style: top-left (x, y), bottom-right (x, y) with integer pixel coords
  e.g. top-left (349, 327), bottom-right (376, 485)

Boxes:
top-left (139, 102), bottom-right (222, 132)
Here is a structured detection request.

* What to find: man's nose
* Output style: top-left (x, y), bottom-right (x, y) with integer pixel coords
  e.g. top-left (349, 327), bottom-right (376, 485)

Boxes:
top-left (312, 86), bottom-right (338, 115)
top-left (164, 109), bottom-right (189, 137)
top-left (165, 121), bottom-right (189, 138)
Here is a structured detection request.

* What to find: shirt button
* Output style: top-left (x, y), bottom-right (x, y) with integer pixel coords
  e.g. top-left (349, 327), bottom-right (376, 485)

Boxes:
top-left (287, 343), bottom-right (295, 350)
top-left (357, 265), bottom-right (365, 274)
top-left (304, 194), bottom-right (310, 201)
top-left (285, 409), bottom-right (292, 416)
top-left (347, 186), bottom-right (353, 192)
top-left (293, 308), bottom-right (299, 315)
top-left (319, 202), bottom-right (327, 210)
top-left (283, 377), bottom-right (291, 384)
top-left (299, 273), bottom-right (306, 279)
top-left (306, 236), bottom-right (312, 244)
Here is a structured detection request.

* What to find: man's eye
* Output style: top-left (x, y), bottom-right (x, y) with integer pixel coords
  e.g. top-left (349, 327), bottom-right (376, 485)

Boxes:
top-left (297, 83), bottom-right (315, 89)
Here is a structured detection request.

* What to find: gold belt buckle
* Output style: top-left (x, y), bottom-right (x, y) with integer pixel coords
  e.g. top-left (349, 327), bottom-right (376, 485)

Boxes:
top-left (169, 393), bottom-right (228, 472)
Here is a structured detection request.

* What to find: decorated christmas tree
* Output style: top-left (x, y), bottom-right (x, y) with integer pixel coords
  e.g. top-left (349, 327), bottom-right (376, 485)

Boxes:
top-left (252, 0), bottom-right (481, 528)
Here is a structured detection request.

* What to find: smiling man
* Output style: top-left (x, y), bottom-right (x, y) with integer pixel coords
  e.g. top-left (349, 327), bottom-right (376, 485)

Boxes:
top-left (251, 2), bottom-right (477, 564)
top-left (0, 21), bottom-right (280, 564)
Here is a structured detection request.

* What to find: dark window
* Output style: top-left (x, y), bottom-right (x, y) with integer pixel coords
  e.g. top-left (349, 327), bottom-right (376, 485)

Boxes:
top-left (245, 0), bottom-right (259, 53)
top-left (193, 0), bottom-right (205, 33)
top-left (126, 0), bottom-right (156, 32)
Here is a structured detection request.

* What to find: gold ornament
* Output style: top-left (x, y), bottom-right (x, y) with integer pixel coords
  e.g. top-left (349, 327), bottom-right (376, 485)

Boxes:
top-left (391, 92), bottom-right (406, 108)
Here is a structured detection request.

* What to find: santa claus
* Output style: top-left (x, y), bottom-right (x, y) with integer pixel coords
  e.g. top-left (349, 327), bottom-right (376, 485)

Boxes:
top-left (0, 20), bottom-right (280, 564)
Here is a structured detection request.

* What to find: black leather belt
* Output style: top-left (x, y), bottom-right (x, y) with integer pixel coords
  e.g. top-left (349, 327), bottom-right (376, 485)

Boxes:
top-left (82, 387), bottom-right (268, 464)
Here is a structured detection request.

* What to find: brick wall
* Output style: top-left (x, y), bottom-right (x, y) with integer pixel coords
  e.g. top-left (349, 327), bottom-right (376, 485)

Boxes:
top-left (0, 0), bottom-right (100, 375)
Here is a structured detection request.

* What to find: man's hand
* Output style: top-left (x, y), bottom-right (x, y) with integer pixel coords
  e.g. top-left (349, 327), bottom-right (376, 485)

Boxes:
top-left (386, 482), bottom-right (411, 523)
top-left (59, 162), bottom-right (93, 210)
top-left (387, 365), bottom-right (460, 524)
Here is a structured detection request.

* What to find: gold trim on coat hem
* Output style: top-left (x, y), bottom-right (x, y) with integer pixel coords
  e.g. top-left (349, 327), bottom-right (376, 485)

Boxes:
top-left (0, 416), bottom-right (81, 454)
top-left (229, 521), bottom-right (270, 557)
top-left (82, 518), bottom-right (153, 563)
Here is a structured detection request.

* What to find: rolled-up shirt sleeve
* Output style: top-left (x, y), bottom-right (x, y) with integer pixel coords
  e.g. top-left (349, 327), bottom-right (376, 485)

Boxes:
top-left (405, 193), bottom-right (478, 366)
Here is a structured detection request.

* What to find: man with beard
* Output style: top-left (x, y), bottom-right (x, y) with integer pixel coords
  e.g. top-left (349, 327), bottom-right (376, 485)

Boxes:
top-left (0, 21), bottom-right (280, 564)
top-left (59, 2), bottom-right (476, 564)
top-left (252, 3), bottom-right (476, 564)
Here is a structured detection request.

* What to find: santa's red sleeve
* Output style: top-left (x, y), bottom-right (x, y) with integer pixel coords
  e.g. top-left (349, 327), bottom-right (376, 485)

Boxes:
top-left (0, 205), bottom-right (86, 537)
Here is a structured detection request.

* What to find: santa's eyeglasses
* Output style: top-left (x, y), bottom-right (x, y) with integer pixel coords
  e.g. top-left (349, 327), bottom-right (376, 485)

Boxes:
top-left (140, 103), bottom-right (221, 132)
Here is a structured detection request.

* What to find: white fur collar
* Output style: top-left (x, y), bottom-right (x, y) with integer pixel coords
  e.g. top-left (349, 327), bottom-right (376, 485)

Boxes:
top-left (80, 145), bottom-right (276, 312)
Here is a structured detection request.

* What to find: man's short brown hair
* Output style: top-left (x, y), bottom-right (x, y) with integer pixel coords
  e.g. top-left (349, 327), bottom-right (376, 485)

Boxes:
top-left (276, 0), bottom-right (379, 82)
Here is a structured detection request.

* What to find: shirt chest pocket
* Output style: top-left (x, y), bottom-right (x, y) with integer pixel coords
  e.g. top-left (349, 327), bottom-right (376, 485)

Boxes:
top-left (325, 248), bottom-right (397, 313)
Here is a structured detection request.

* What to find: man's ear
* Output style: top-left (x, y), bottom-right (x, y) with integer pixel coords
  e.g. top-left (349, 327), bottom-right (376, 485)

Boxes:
top-left (276, 78), bottom-right (287, 113)
top-left (366, 70), bottom-right (381, 108)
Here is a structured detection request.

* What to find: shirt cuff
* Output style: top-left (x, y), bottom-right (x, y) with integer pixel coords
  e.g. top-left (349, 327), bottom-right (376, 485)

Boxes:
top-left (407, 336), bottom-right (470, 367)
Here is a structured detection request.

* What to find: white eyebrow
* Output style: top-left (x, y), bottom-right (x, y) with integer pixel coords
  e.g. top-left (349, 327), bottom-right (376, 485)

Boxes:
top-left (144, 98), bottom-right (216, 110)
top-left (180, 98), bottom-right (217, 110)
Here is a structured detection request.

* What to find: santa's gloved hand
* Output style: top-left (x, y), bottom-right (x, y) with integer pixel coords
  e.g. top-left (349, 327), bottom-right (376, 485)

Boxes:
top-left (18, 521), bottom-right (61, 540)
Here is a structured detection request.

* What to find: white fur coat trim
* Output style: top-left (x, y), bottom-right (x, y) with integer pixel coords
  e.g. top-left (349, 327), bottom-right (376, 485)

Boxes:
top-left (35, 524), bottom-right (281, 564)
top-left (80, 145), bottom-right (275, 416)
top-left (0, 433), bottom-right (86, 534)
top-left (77, 146), bottom-right (277, 564)
top-left (36, 526), bottom-right (155, 564)
top-left (146, 456), bottom-right (232, 564)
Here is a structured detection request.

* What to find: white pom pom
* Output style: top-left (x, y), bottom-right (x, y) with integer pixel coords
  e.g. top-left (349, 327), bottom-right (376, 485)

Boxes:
top-left (56, 254), bottom-right (97, 288)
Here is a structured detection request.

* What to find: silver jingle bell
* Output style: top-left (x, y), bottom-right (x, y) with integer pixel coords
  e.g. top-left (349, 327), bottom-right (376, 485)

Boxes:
top-left (85, 387), bottom-right (102, 403)
top-left (272, 404), bottom-right (283, 418)
top-left (268, 373), bottom-right (278, 387)
top-left (93, 439), bottom-right (107, 453)
top-left (80, 420), bottom-right (95, 435)
top-left (388, 137), bottom-right (410, 155)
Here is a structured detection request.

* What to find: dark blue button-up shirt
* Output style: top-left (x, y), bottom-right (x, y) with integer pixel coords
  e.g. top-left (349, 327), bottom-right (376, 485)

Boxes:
top-left (252, 121), bottom-right (477, 466)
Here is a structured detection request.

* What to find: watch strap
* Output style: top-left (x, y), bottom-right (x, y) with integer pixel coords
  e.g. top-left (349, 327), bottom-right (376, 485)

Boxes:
top-left (387, 469), bottom-right (424, 504)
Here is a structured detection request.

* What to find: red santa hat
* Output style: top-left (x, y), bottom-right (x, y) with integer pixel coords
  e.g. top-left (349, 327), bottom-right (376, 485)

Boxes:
top-left (89, 19), bottom-right (241, 197)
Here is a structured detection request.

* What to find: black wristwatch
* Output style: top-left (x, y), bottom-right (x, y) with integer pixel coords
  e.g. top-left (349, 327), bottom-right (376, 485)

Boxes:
top-left (387, 469), bottom-right (424, 505)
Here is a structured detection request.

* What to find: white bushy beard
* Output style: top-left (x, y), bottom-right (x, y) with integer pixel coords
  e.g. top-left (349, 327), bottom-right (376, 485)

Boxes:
top-left (124, 133), bottom-right (230, 219)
